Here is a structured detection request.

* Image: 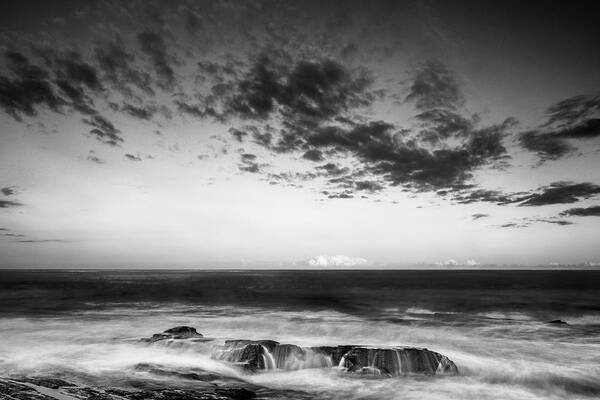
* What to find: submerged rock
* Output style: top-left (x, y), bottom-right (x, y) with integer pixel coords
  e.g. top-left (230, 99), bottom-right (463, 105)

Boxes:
top-left (548, 319), bottom-right (568, 325)
top-left (0, 376), bottom-right (256, 400)
top-left (213, 340), bottom-right (458, 376)
top-left (143, 326), bottom-right (205, 343)
top-left (213, 340), bottom-right (332, 371)
top-left (338, 346), bottom-right (458, 376)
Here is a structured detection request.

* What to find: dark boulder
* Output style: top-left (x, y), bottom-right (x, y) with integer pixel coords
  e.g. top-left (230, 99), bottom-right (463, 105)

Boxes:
top-left (214, 340), bottom-right (330, 371)
top-left (548, 319), bottom-right (568, 325)
top-left (143, 326), bottom-right (204, 343)
top-left (214, 388), bottom-right (255, 400)
top-left (339, 347), bottom-right (458, 376)
top-left (213, 341), bottom-right (458, 376)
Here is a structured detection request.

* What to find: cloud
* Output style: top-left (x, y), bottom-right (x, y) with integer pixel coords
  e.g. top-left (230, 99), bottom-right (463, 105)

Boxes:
top-left (137, 31), bottom-right (175, 90)
top-left (302, 149), bottom-right (324, 162)
top-left (306, 255), bottom-right (368, 267)
top-left (95, 39), bottom-right (155, 96)
top-left (55, 52), bottom-right (102, 91)
top-left (559, 205), bottom-right (600, 217)
top-left (434, 259), bottom-right (481, 266)
top-left (518, 182), bottom-right (600, 206)
top-left (1, 186), bottom-right (17, 196)
top-left (2, 233), bottom-right (25, 237)
top-left (405, 62), bottom-right (464, 111)
top-left (519, 130), bottom-right (573, 161)
top-left (0, 200), bottom-right (23, 208)
top-left (83, 114), bottom-right (123, 146)
top-left (125, 154), bottom-right (142, 162)
top-left (238, 153), bottom-right (262, 173)
top-left (0, 51), bottom-right (65, 121)
top-left (120, 103), bottom-right (157, 120)
top-left (519, 93), bottom-right (600, 161)
top-left (221, 55), bottom-right (376, 124)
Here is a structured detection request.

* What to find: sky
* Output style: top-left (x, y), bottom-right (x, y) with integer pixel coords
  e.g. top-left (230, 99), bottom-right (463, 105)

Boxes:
top-left (0, 0), bottom-right (599, 268)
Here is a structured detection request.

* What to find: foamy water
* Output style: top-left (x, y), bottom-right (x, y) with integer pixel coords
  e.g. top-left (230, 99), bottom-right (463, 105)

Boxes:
top-left (0, 270), bottom-right (599, 399)
top-left (1, 304), bottom-right (599, 399)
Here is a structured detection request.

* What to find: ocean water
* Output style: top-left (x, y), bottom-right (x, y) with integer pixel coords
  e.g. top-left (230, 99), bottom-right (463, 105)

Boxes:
top-left (0, 269), bottom-right (599, 399)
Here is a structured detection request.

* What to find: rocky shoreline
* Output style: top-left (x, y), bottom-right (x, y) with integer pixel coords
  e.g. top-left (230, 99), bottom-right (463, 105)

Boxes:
top-left (1, 327), bottom-right (459, 400)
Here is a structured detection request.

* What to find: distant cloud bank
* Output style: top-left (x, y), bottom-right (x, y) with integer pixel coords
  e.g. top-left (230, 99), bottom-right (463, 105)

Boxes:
top-left (306, 255), bottom-right (368, 267)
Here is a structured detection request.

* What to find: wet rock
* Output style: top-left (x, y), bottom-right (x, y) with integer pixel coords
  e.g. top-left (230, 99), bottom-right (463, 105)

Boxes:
top-left (214, 341), bottom-right (458, 376)
top-left (0, 378), bottom-right (55, 399)
top-left (134, 363), bottom-right (226, 382)
top-left (340, 347), bottom-right (458, 376)
top-left (20, 377), bottom-right (76, 389)
top-left (1, 376), bottom-right (256, 400)
top-left (548, 319), bottom-right (568, 325)
top-left (214, 387), bottom-right (255, 400)
top-left (310, 345), bottom-right (356, 366)
top-left (143, 326), bottom-right (204, 343)
top-left (214, 340), bottom-right (331, 371)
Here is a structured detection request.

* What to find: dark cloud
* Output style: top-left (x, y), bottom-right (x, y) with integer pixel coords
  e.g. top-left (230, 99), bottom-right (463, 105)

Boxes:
top-left (519, 130), bottom-right (573, 161)
top-left (302, 149), bottom-right (324, 162)
top-left (414, 108), bottom-right (475, 143)
top-left (229, 128), bottom-right (247, 142)
top-left (125, 154), bottom-right (142, 162)
top-left (175, 100), bottom-right (220, 120)
top-left (355, 180), bottom-right (384, 192)
top-left (55, 52), bottom-right (102, 91)
top-left (82, 114), bottom-right (123, 146)
top-left (452, 189), bottom-right (517, 205)
top-left (544, 94), bottom-right (600, 127)
top-left (472, 213), bottom-right (489, 220)
top-left (238, 153), bottom-right (261, 173)
top-left (519, 182), bottom-right (600, 206)
top-left (224, 55), bottom-right (375, 123)
top-left (316, 163), bottom-right (350, 177)
top-left (520, 93), bottom-right (600, 161)
top-left (0, 200), bottom-right (23, 208)
top-left (120, 103), bottom-right (157, 120)
top-left (2, 233), bottom-right (25, 237)
top-left (0, 51), bottom-right (65, 121)
top-left (87, 155), bottom-right (104, 164)
top-left (137, 31), bottom-right (175, 90)
top-left (559, 205), bottom-right (600, 217)
top-left (95, 39), bottom-right (155, 96)
top-left (1, 186), bottom-right (17, 196)
top-left (405, 62), bottom-right (464, 111)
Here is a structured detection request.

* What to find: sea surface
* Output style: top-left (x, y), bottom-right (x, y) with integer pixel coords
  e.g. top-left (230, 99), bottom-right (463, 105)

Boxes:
top-left (0, 269), bottom-right (599, 399)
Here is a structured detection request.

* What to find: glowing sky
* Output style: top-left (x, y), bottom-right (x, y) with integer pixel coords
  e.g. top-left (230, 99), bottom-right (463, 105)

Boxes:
top-left (1, 0), bottom-right (599, 267)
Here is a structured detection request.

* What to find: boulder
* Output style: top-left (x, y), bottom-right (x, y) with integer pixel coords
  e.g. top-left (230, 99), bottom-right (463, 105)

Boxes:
top-left (548, 319), bottom-right (568, 325)
top-left (339, 346), bottom-right (458, 376)
top-left (142, 326), bottom-right (204, 343)
top-left (214, 340), bottom-right (331, 371)
top-left (213, 341), bottom-right (458, 376)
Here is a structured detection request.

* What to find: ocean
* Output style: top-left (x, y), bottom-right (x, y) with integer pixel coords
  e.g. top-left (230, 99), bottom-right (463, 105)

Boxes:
top-left (0, 269), bottom-right (599, 399)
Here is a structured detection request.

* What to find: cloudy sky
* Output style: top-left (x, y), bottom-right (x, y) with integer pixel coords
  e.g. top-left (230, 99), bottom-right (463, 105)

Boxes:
top-left (0, 0), bottom-right (599, 268)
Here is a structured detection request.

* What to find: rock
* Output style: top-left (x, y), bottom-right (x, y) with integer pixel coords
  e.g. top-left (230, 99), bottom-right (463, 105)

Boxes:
top-left (0, 378), bottom-right (55, 400)
top-left (214, 388), bottom-right (255, 400)
top-left (143, 326), bottom-right (204, 343)
top-left (1, 376), bottom-right (256, 400)
top-left (339, 346), bottom-right (458, 376)
top-left (134, 363), bottom-right (224, 382)
top-left (310, 345), bottom-right (356, 366)
top-left (213, 341), bottom-right (458, 376)
top-left (548, 319), bottom-right (568, 325)
top-left (20, 377), bottom-right (76, 389)
top-left (214, 340), bottom-right (333, 371)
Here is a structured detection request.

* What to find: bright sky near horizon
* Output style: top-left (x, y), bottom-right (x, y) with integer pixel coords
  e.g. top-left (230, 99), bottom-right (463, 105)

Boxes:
top-left (1, 0), bottom-right (599, 268)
